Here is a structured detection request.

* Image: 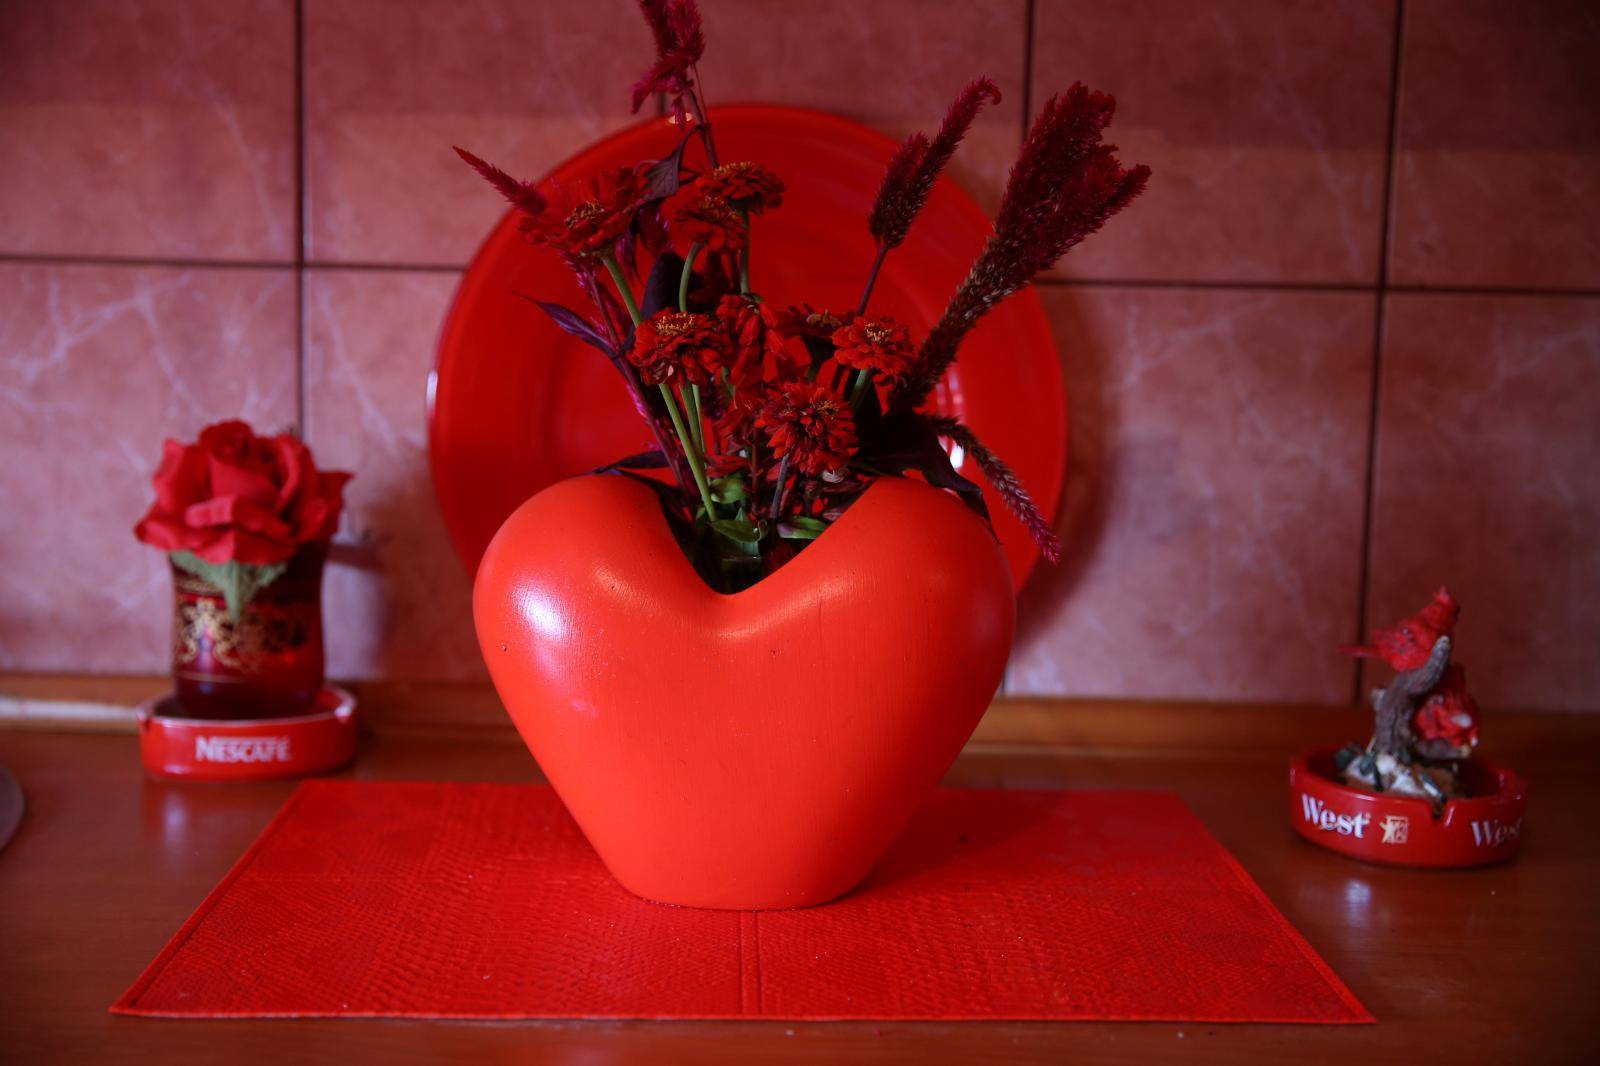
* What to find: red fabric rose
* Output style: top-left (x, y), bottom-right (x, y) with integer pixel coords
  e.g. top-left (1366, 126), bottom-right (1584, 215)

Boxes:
top-left (134, 421), bottom-right (351, 565)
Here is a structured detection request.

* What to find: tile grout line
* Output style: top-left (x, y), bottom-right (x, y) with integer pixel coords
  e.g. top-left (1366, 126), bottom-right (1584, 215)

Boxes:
top-left (1350, 0), bottom-right (1408, 704)
top-left (293, 0), bottom-right (308, 438)
top-left (1003, 0), bottom-right (1038, 699)
top-left (2, 249), bottom-right (1594, 299)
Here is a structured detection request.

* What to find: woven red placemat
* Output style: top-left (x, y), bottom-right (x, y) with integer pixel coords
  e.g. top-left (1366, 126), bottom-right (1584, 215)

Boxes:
top-left (113, 783), bottom-right (1370, 1022)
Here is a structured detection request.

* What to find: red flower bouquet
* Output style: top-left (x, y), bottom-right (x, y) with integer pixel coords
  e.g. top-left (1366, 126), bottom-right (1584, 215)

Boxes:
top-left (455, 1), bottom-right (1148, 593)
top-left (461, 0), bottom-right (1150, 908)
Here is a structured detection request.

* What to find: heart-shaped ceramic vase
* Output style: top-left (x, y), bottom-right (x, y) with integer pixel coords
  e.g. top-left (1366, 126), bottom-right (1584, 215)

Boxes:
top-left (474, 474), bottom-right (1015, 909)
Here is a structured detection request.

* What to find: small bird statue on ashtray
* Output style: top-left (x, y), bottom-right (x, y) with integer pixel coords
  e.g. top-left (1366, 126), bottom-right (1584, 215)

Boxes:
top-left (1335, 588), bottom-right (1482, 811)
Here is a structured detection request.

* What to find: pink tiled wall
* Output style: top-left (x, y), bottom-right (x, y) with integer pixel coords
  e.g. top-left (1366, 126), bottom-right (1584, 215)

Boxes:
top-left (2, 1), bottom-right (1596, 710)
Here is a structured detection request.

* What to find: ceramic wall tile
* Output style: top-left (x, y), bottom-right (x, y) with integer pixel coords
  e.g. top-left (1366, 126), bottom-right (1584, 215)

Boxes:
top-left (1009, 285), bottom-right (1375, 702)
top-left (695, 0), bottom-right (1027, 215)
top-left (0, 264), bottom-right (297, 671)
top-left (0, 0), bottom-right (295, 260)
top-left (1390, 1), bottom-right (1600, 288)
top-left (1366, 294), bottom-right (1600, 710)
top-left (303, 0), bottom-right (652, 265)
top-left (1030, 0), bottom-right (1395, 283)
top-left (301, 268), bottom-right (485, 681)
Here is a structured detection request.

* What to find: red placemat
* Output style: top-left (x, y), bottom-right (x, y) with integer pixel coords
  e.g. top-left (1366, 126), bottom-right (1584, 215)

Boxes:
top-left (113, 783), bottom-right (1370, 1022)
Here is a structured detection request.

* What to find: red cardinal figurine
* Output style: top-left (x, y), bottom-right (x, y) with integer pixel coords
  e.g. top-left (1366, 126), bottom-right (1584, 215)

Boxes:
top-left (1342, 587), bottom-right (1460, 671)
top-left (1411, 663), bottom-right (1480, 756)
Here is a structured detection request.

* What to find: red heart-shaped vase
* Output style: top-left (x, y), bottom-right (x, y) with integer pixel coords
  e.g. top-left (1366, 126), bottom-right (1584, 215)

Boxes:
top-left (474, 475), bottom-right (1015, 909)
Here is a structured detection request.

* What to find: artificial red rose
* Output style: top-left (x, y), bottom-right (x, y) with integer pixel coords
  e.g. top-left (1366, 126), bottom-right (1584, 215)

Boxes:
top-left (627, 310), bottom-right (732, 386)
top-left (523, 166), bottom-right (649, 260)
top-left (134, 420), bottom-right (351, 566)
top-left (700, 161), bottom-right (784, 214)
top-left (715, 295), bottom-right (805, 386)
top-left (756, 381), bottom-right (858, 476)
top-left (666, 183), bottom-right (747, 251)
top-left (830, 314), bottom-right (917, 383)
top-left (1412, 664), bottom-right (1480, 754)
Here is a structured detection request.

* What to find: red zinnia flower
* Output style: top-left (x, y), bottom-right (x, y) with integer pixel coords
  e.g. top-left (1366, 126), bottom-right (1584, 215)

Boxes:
top-left (701, 162), bottom-right (784, 214)
top-left (627, 310), bottom-right (731, 386)
top-left (523, 167), bottom-right (649, 260)
top-left (716, 296), bottom-right (805, 385)
top-left (774, 305), bottom-right (845, 341)
top-left (757, 381), bottom-right (858, 476)
top-left (830, 315), bottom-right (917, 382)
top-left (667, 183), bottom-right (747, 251)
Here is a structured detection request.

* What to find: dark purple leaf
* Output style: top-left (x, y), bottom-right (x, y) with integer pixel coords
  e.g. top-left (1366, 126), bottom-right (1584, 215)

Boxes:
top-left (640, 252), bottom-right (686, 318)
top-left (513, 293), bottom-right (615, 357)
top-left (642, 127), bottom-right (700, 202)
top-left (594, 450), bottom-right (669, 473)
top-left (856, 411), bottom-right (990, 522)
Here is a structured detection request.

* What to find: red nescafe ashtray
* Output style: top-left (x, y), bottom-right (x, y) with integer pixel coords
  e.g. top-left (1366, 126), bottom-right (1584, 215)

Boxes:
top-left (137, 686), bottom-right (357, 782)
top-left (1289, 746), bottom-right (1527, 867)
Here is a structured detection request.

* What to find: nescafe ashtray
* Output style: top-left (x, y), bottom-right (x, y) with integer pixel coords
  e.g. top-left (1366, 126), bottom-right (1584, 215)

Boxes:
top-left (137, 686), bottom-right (357, 782)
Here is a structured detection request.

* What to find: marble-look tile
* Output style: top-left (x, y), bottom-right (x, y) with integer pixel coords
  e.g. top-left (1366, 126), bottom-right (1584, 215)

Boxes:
top-left (0, 264), bottom-right (296, 672)
top-left (0, 0), bottom-right (294, 260)
top-left (302, 268), bottom-right (485, 681)
top-left (695, 0), bottom-right (1027, 214)
top-left (1009, 286), bottom-right (1374, 702)
top-left (1031, 0), bottom-right (1394, 284)
top-left (1366, 294), bottom-right (1599, 711)
top-left (1390, 1), bottom-right (1600, 289)
top-left (303, 0), bottom-right (652, 265)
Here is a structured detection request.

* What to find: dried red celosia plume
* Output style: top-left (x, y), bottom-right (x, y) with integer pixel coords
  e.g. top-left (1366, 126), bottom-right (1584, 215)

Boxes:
top-left (867, 77), bottom-right (1002, 250)
top-left (926, 415), bottom-right (1061, 563)
top-left (631, 0), bottom-right (706, 119)
top-left (897, 84), bottom-right (1149, 410)
top-left (453, 146), bottom-right (546, 218)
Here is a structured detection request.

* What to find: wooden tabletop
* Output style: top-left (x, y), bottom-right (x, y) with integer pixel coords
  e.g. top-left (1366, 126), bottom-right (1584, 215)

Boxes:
top-left (3, 707), bottom-right (1598, 1064)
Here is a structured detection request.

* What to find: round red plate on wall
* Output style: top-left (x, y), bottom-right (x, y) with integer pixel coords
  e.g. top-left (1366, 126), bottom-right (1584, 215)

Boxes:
top-left (429, 105), bottom-right (1066, 590)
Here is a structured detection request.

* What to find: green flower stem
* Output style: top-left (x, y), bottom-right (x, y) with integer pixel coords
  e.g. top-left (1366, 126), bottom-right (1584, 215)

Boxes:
top-left (602, 256), bottom-right (642, 326)
top-left (659, 383), bottom-right (717, 517)
top-left (686, 384), bottom-right (706, 455)
top-left (848, 369), bottom-right (873, 409)
top-left (678, 242), bottom-right (702, 311)
top-left (855, 243), bottom-right (889, 316)
top-left (739, 211), bottom-right (752, 293)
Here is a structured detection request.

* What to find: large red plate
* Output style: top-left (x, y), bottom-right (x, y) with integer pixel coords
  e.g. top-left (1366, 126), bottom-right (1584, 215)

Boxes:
top-left (429, 105), bottom-right (1065, 589)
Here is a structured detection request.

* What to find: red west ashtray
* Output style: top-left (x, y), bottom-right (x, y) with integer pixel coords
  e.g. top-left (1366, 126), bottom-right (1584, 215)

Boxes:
top-left (1289, 746), bottom-right (1527, 868)
top-left (137, 686), bottom-right (358, 782)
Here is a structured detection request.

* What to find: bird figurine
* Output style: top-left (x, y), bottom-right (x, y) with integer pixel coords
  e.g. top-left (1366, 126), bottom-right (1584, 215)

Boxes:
top-left (1336, 588), bottom-right (1480, 811)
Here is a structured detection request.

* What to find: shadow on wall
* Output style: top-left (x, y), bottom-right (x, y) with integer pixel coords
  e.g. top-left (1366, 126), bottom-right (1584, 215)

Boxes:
top-left (324, 464), bottom-right (484, 684)
top-left (1014, 293), bottom-right (1108, 655)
